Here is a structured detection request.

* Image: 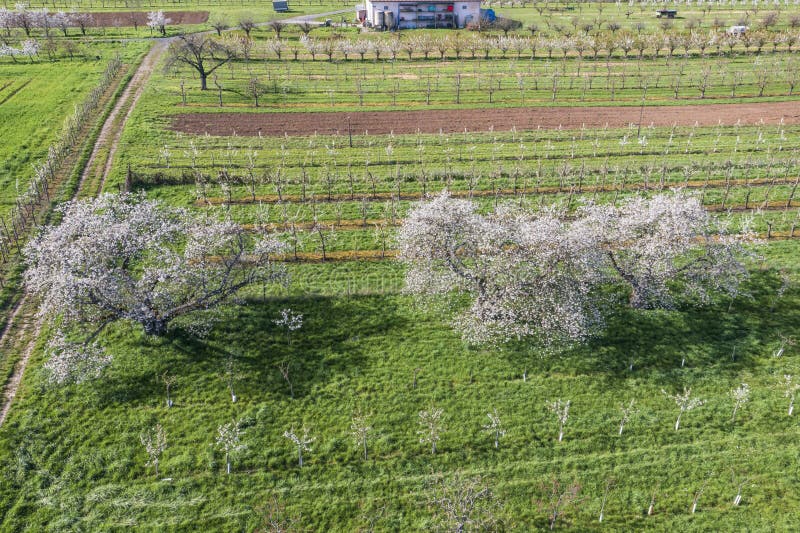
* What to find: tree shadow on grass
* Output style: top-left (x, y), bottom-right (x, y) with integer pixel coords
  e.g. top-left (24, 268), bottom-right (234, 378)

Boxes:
top-left (94, 295), bottom-right (408, 406)
top-left (501, 269), bottom-right (800, 382)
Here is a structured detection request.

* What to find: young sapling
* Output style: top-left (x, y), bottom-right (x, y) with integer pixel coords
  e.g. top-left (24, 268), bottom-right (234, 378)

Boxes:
top-left (284, 425), bottom-right (314, 467)
top-left (482, 408), bottom-right (506, 449)
top-left (730, 383), bottom-right (750, 423)
top-left (662, 387), bottom-right (704, 430)
top-left (140, 423), bottom-right (167, 477)
top-left (783, 375), bottom-right (800, 415)
top-left (418, 406), bottom-right (444, 454)
top-left (618, 399), bottom-right (638, 436)
top-left (350, 410), bottom-right (373, 461)
top-left (216, 420), bottom-right (245, 475)
top-left (161, 372), bottom-right (176, 408)
top-left (547, 399), bottom-right (571, 442)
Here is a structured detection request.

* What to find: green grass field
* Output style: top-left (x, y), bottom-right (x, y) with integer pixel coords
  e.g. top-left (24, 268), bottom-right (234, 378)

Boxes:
top-left (0, 41), bottom-right (148, 219)
top-left (0, 252), bottom-right (799, 529)
top-left (2, 3), bottom-right (800, 530)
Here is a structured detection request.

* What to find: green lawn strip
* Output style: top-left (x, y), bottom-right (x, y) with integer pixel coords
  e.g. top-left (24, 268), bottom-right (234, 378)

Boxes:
top-left (0, 250), bottom-right (798, 528)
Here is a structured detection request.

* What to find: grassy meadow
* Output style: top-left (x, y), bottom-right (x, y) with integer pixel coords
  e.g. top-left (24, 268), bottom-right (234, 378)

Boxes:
top-left (0, 41), bottom-right (149, 219)
top-left (0, 252), bottom-right (799, 529)
top-left (1, 1), bottom-right (800, 530)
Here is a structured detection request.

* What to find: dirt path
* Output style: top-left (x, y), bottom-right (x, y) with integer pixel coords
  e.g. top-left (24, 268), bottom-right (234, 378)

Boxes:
top-left (0, 44), bottom-right (167, 427)
top-left (79, 40), bottom-right (168, 196)
top-left (0, 308), bottom-right (42, 426)
top-left (172, 100), bottom-right (800, 137)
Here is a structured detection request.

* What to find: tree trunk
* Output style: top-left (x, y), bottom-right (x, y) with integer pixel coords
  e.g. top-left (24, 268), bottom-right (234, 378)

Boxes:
top-left (200, 73), bottom-right (208, 91)
top-left (143, 317), bottom-right (168, 336)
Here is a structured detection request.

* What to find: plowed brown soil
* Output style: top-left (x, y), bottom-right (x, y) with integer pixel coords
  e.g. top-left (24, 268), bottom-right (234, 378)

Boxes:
top-left (83, 11), bottom-right (208, 27)
top-left (172, 101), bottom-right (800, 137)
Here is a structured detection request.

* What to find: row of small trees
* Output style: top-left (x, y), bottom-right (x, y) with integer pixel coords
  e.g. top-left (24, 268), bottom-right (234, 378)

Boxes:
top-left (246, 30), bottom-right (800, 63)
top-left (138, 374), bottom-right (799, 478)
top-left (0, 5), bottom-right (170, 38)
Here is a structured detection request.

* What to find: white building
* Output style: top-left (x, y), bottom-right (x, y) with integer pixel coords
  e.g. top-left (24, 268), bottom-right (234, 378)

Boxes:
top-left (360, 1), bottom-right (481, 30)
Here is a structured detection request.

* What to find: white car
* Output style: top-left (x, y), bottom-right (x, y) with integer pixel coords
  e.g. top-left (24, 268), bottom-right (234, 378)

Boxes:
top-left (727, 25), bottom-right (748, 35)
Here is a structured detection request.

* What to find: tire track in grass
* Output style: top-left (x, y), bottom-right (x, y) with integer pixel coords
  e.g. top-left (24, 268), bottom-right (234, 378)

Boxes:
top-left (0, 44), bottom-right (163, 427)
top-left (0, 79), bottom-right (31, 106)
top-left (79, 39), bottom-right (169, 196)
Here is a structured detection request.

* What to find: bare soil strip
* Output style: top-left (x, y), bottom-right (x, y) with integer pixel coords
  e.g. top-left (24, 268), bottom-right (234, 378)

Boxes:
top-left (172, 101), bottom-right (800, 137)
top-left (82, 11), bottom-right (208, 27)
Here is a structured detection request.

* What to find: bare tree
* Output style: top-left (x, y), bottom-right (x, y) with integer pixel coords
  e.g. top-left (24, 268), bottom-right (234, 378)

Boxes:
top-left (257, 495), bottom-right (301, 532)
top-left (690, 472), bottom-right (714, 513)
top-left (268, 19), bottom-right (286, 39)
top-left (428, 472), bottom-right (502, 532)
top-left (535, 477), bottom-right (582, 530)
top-left (731, 468), bottom-right (752, 507)
top-left (598, 478), bottom-right (615, 523)
top-left (296, 21), bottom-right (314, 36)
top-left (223, 353), bottom-right (239, 403)
top-left (618, 399), bottom-right (637, 436)
top-left (165, 34), bottom-right (237, 90)
top-left (350, 409), bottom-right (373, 460)
top-left (238, 15), bottom-right (256, 38)
top-left (161, 372), bottom-right (177, 408)
top-left (71, 12), bottom-right (91, 36)
top-left (276, 360), bottom-right (294, 399)
top-left (783, 375), bottom-right (800, 415)
top-left (209, 14), bottom-right (229, 36)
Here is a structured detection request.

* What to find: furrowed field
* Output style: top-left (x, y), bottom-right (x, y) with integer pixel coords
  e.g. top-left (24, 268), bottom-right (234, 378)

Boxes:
top-left (1, 1), bottom-right (800, 531)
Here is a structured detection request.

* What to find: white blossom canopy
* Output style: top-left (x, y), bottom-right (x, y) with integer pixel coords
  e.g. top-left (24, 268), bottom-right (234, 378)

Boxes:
top-left (398, 193), bottom-right (604, 346)
top-left (399, 192), bottom-right (752, 346)
top-left (25, 192), bottom-right (287, 336)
